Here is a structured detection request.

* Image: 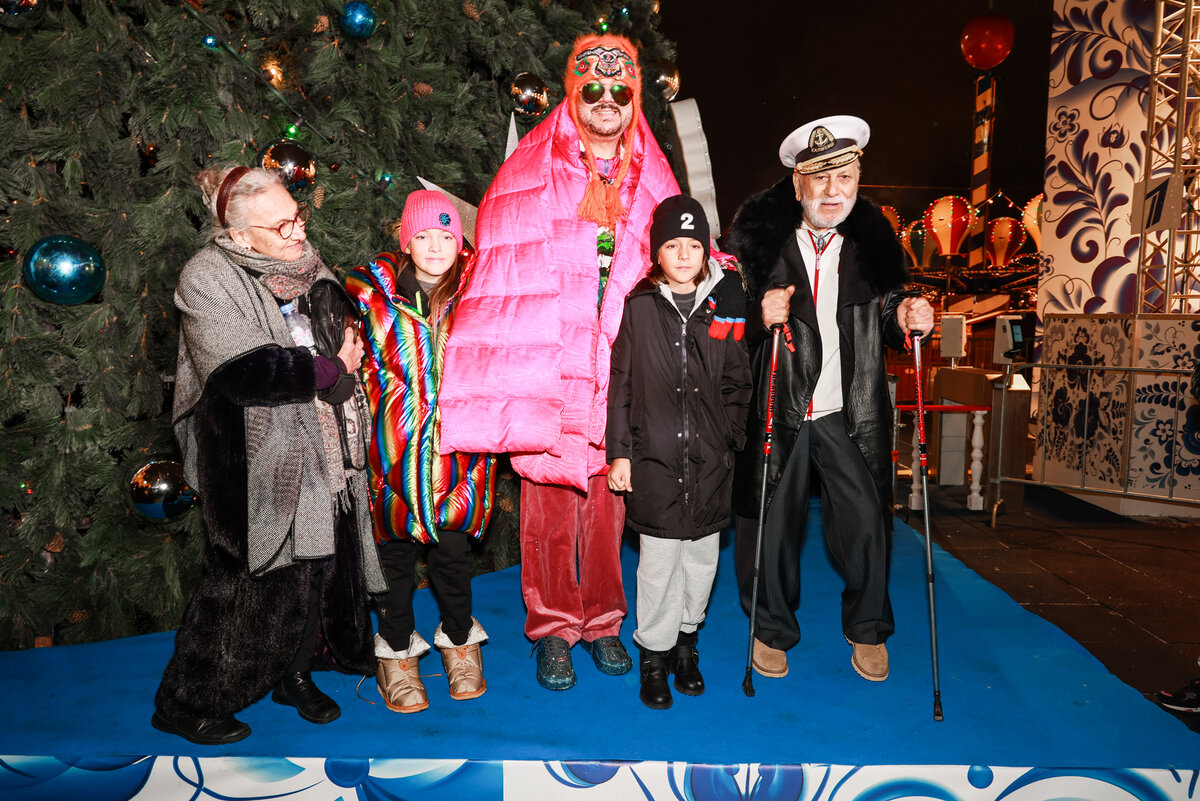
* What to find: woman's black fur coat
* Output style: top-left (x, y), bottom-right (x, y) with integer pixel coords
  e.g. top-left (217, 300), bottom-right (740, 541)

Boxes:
top-left (723, 176), bottom-right (910, 521)
top-left (155, 278), bottom-right (373, 721)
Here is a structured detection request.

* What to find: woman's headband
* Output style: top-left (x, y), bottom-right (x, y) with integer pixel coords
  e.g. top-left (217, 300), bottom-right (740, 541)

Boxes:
top-left (216, 166), bottom-right (251, 226)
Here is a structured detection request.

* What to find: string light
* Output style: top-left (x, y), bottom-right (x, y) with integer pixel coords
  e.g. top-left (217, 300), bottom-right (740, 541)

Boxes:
top-left (261, 55), bottom-right (285, 89)
top-left (980, 189), bottom-right (1023, 214)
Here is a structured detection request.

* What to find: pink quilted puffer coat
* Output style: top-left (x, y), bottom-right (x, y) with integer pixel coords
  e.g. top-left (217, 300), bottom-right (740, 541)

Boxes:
top-left (438, 101), bottom-right (680, 491)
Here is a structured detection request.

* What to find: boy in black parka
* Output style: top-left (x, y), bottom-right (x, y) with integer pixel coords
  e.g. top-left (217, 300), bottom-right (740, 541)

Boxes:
top-left (606, 195), bottom-right (752, 709)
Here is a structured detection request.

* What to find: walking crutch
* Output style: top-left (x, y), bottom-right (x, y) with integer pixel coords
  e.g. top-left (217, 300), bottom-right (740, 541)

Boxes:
top-left (911, 330), bottom-right (944, 721)
top-left (743, 325), bottom-right (783, 697)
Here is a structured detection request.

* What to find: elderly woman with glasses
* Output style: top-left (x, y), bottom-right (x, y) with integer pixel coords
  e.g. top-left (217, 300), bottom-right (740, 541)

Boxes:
top-left (152, 164), bottom-right (386, 746)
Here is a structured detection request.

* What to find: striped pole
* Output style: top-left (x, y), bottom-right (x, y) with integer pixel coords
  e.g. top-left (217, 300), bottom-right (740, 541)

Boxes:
top-left (968, 72), bottom-right (995, 271)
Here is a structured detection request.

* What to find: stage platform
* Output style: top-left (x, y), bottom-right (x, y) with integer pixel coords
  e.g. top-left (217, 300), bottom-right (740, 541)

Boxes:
top-left (2, 499), bottom-right (1197, 800)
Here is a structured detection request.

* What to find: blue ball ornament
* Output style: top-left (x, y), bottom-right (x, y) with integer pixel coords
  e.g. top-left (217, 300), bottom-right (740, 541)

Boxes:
top-left (339, 1), bottom-right (377, 39)
top-left (130, 460), bottom-right (198, 520)
top-left (22, 235), bottom-right (106, 305)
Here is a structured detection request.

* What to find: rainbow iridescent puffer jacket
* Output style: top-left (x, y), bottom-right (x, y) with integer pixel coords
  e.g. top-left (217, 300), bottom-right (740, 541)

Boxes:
top-left (347, 252), bottom-right (494, 544)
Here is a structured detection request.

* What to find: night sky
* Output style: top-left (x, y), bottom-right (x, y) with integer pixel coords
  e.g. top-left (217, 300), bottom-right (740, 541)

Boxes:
top-left (658, 0), bottom-right (1054, 234)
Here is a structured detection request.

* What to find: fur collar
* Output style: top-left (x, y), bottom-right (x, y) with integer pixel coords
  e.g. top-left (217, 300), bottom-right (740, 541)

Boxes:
top-left (724, 177), bottom-right (908, 299)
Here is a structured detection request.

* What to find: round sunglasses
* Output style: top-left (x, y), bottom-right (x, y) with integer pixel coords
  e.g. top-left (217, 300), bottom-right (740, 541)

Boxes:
top-left (580, 81), bottom-right (633, 107)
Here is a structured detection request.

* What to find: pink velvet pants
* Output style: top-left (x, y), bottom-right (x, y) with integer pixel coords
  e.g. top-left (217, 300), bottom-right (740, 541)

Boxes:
top-left (520, 474), bottom-right (626, 644)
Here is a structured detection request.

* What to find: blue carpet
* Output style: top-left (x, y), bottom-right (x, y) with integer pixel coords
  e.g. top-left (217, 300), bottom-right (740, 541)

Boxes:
top-left (1, 498), bottom-right (1196, 767)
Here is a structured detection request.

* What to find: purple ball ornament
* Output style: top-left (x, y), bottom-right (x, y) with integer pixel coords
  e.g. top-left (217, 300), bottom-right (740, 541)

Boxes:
top-left (22, 235), bottom-right (106, 305)
top-left (339, 1), bottom-right (378, 39)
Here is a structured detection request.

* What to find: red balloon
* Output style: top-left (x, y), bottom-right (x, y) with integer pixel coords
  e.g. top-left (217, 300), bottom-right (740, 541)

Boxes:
top-left (960, 15), bottom-right (1015, 71)
top-left (923, 195), bottom-right (972, 257)
top-left (880, 205), bottom-right (901, 235)
top-left (985, 217), bottom-right (1026, 268)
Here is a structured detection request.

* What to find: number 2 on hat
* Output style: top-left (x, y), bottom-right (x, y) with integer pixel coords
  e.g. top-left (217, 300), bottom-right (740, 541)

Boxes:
top-left (680, 213), bottom-right (694, 230)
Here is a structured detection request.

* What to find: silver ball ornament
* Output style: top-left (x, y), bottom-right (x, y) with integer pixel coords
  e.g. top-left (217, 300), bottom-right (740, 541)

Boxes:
top-left (510, 72), bottom-right (549, 116)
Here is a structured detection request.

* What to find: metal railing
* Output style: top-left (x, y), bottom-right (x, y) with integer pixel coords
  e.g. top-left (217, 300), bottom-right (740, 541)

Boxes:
top-left (990, 360), bottom-right (1199, 526)
top-left (893, 404), bottom-right (990, 511)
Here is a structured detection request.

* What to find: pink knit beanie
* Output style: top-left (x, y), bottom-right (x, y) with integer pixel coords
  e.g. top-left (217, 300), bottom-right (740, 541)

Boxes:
top-left (398, 190), bottom-right (463, 252)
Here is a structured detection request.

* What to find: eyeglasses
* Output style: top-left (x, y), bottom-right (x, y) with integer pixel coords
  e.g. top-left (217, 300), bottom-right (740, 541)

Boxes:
top-left (580, 81), bottom-right (633, 107)
top-left (249, 204), bottom-right (309, 239)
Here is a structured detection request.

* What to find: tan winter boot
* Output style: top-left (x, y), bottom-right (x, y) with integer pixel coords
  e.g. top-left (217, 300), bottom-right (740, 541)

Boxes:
top-left (442, 643), bottom-right (486, 700)
top-left (375, 632), bottom-right (430, 713)
top-left (434, 618), bottom-right (488, 701)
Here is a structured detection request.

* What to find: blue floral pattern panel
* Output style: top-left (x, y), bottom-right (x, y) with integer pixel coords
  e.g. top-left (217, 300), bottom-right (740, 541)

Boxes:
top-left (1039, 314), bottom-right (1200, 504)
top-left (1, 757), bottom-right (1198, 800)
top-left (502, 762), bottom-right (1200, 801)
top-left (1043, 1), bottom-right (1156, 315)
top-left (1131, 316), bottom-right (1200, 496)
top-left (1039, 315), bottom-right (1133, 490)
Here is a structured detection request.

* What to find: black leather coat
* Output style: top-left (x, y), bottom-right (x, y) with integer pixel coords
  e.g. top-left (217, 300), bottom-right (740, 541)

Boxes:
top-left (606, 270), bottom-right (752, 539)
top-left (724, 178), bottom-right (909, 520)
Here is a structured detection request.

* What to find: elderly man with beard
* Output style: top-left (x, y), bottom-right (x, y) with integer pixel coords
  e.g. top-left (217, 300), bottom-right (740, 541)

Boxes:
top-left (724, 115), bottom-right (934, 684)
top-left (437, 34), bottom-right (682, 691)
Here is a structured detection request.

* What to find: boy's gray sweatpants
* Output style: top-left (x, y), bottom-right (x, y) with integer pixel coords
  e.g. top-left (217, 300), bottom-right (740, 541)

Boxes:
top-left (632, 531), bottom-right (720, 652)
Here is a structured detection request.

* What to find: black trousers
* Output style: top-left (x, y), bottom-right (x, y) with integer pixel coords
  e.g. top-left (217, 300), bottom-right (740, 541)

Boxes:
top-left (377, 531), bottom-right (473, 650)
top-left (288, 575), bottom-right (322, 673)
top-left (735, 411), bottom-right (894, 651)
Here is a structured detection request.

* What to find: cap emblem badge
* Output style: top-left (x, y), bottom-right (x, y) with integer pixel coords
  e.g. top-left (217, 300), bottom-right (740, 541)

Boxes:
top-left (809, 126), bottom-right (835, 154)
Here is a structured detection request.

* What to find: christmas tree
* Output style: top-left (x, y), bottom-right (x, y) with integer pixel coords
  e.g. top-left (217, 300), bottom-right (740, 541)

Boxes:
top-left (0, 0), bottom-right (681, 649)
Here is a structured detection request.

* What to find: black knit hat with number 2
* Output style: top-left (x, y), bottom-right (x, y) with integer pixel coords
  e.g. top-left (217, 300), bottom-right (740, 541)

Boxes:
top-left (650, 194), bottom-right (710, 264)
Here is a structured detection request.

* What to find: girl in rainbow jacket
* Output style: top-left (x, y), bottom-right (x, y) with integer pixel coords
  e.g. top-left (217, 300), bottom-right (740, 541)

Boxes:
top-left (347, 190), bottom-right (495, 714)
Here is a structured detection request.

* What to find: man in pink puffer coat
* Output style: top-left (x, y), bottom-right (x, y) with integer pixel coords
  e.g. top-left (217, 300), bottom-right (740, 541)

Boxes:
top-left (438, 33), bottom-right (680, 690)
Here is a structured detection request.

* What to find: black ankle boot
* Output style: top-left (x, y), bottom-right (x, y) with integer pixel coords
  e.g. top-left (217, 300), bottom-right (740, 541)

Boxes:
top-left (639, 647), bottom-right (673, 710)
top-left (272, 671), bottom-right (341, 724)
top-left (670, 630), bottom-right (704, 696)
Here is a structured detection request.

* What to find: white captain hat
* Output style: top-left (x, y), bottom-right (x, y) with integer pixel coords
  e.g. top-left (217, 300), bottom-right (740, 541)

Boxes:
top-left (779, 115), bottom-right (870, 174)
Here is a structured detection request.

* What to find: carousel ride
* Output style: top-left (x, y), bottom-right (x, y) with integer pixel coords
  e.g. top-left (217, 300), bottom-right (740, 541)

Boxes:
top-left (887, 192), bottom-right (1042, 315)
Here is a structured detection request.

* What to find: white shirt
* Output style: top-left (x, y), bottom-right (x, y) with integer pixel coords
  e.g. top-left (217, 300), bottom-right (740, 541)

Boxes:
top-left (796, 223), bottom-right (843, 420)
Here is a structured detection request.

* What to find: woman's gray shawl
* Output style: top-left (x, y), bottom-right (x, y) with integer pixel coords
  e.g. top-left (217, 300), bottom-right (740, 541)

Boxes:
top-left (173, 242), bottom-right (385, 592)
